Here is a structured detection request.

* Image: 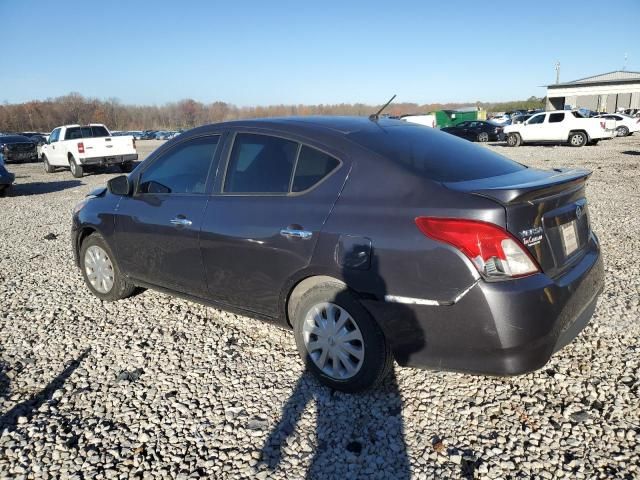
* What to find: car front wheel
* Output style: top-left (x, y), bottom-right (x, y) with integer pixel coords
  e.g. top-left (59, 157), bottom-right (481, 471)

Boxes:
top-left (478, 132), bottom-right (489, 142)
top-left (292, 281), bottom-right (392, 392)
top-left (43, 155), bottom-right (55, 173)
top-left (80, 233), bottom-right (136, 301)
top-left (506, 133), bottom-right (522, 147)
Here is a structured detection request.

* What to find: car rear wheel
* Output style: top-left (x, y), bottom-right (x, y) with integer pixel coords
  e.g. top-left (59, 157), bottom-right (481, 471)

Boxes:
top-left (569, 132), bottom-right (587, 147)
top-left (292, 281), bottom-right (392, 392)
top-left (506, 133), bottom-right (521, 147)
top-left (69, 156), bottom-right (84, 178)
top-left (616, 126), bottom-right (629, 137)
top-left (80, 233), bottom-right (136, 301)
top-left (478, 132), bottom-right (489, 142)
top-left (43, 155), bottom-right (55, 173)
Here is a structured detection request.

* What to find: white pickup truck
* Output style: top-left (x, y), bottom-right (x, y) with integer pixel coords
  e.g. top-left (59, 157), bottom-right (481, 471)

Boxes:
top-left (503, 110), bottom-right (616, 147)
top-left (41, 124), bottom-right (138, 177)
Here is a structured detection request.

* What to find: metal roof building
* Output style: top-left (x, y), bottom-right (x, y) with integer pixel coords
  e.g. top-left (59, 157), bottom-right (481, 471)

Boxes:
top-left (546, 71), bottom-right (640, 112)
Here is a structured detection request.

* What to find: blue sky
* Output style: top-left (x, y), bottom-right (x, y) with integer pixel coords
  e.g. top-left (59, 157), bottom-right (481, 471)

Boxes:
top-left (1, 0), bottom-right (638, 106)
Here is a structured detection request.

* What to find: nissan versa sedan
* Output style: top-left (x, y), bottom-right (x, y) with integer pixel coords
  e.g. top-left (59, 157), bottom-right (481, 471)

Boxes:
top-left (72, 117), bottom-right (604, 392)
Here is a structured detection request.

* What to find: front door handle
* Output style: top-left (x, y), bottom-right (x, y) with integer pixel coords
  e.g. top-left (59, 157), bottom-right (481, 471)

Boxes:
top-left (280, 228), bottom-right (312, 240)
top-left (170, 216), bottom-right (192, 227)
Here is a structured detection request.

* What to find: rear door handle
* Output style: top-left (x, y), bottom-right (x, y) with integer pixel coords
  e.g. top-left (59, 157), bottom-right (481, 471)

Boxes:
top-left (170, 216), bottom-right (192, 227)
top-left (280, 228), bottom-right (312, 240)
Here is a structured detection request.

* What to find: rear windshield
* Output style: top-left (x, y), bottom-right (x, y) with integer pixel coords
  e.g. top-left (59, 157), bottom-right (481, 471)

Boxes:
top-left (0, 135), bottom-right (32, 143)
top-left (64, 126), bottom-right (110, 140)
top-left (348, 125), bottom-right (525, 182)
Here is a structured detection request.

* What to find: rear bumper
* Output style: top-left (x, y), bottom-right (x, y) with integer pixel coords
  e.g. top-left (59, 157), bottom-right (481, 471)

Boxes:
top-left (363, 241), bottom-right (604, 376)
top-left (80, 153), bottom-right (138, 166)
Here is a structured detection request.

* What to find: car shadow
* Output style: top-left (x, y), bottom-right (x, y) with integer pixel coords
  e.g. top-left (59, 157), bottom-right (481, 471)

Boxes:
top-left (0, 349), bottom-right (90, 432)
top-left (11, 180), bottom-right (84, 196)
top-left (622, 150), bottom-right (640, 156)
top-left (258, 258), bottom-right (426, 479)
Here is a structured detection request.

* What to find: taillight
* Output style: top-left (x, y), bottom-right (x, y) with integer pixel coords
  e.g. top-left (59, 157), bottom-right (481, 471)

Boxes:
top-left (415, 217), bottom-right (540, 279)
top-left (77, 142), bottom-right (85, 154)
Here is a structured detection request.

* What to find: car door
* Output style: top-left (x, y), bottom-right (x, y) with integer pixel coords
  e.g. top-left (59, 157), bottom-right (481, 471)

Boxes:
top-left (547, 112), bottom-right (567, 140)
top-left (520, 113), bottom-right (547, 141)
top-left (200, 131), bottom-right (347, 317)
top-left (46, 128), bottom-right (65, 165)
top-left (113, 134), bottom-right (222, 296)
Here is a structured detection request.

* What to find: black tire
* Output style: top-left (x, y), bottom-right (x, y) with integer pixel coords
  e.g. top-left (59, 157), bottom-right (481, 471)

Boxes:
top-left (477, 131), bottom-right (489, 143)
top-left (43, 155), bottom-right (55, 173)
top-left (119, 161), bottom-right (134, 173)
top-left (79, 233), bottom-right (136, 301)
top-left (292, 281), bottom-right (393, 393)
top-left (69, 156), bottom-right (84, 178)
top-left (568, 131), bottom-right (587, 147)
top-left (616, 126), bottom-right (629, 137)
top-left (0, 186), bottom-right (12, 198)
top-left (506, 133), bottom-right (522, 147)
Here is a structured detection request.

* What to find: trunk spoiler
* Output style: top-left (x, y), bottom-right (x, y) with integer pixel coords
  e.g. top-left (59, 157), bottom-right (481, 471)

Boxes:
top-left (443, 168), bottom-right (592, 204)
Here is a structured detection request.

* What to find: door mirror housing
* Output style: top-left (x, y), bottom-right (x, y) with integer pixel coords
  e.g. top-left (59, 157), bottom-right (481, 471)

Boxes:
top-left (107, 175), bottom-right (131, 196)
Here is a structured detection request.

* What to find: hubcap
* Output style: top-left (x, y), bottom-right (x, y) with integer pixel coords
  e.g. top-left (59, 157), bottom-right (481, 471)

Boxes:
top-left (84, 245), bottom-right (115, 293)
top-left (571, 135), bottom-right (583, 145)
top-left (302, 302), bottom-right (364, 380)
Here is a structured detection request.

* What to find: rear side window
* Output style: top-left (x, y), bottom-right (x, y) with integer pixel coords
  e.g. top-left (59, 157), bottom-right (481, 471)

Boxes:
top-left (224, 133), bottom-right (298, 193)
top-left (348, 125), bottom-right (525, 182)
top-left (138, 136), bottom-right (219, 194)
top-left (292, 146), bottom-right (340, 192)
top-left (549, 113), bottom-right (565, 123)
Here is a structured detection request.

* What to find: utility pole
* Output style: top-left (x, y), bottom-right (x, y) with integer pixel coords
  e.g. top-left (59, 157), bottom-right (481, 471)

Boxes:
top-left (555, 61), bottom-right (561, 84)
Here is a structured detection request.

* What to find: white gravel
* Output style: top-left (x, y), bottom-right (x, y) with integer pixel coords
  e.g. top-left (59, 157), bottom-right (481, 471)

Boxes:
top-left (1, 137), bottom-right (639, 479)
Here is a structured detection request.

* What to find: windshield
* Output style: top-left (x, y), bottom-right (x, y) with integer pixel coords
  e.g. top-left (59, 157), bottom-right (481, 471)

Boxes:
top-left (0, 135), bottom-right (32, 144)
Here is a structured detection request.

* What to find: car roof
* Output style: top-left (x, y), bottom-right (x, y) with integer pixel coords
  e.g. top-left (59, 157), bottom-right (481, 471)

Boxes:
top-left (200, 116), bottom-right (412, 135)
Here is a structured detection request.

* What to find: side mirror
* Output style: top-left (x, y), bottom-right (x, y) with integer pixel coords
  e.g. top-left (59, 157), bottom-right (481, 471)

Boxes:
top-left (107, 175), bottom-right (131, 196)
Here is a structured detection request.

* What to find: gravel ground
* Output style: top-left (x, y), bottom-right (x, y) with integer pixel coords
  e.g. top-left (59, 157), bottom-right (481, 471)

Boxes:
top-left (1, 136), bottom-right (639, 479)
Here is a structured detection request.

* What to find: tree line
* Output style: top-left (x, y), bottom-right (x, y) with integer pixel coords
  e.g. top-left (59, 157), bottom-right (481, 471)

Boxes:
top-left (0, 93), bottom-right (545, 133)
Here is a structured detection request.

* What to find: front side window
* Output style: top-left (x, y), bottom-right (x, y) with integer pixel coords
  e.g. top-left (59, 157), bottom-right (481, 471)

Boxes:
top-left (224, 133), bottom-right (298, 193)
top-left (549, 113), bottom-right (565, 123)
top-left (138, 136), bottom-right (219, 195)
top-left (292, 146), bottom-right (340, 192)
top-left (49, 129), bottom-right (60, 143)
top-left (528, 114), bottom-right (546, 125)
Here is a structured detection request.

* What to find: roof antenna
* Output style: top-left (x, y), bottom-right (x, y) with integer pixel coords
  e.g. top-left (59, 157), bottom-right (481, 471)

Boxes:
top-left (369, 94), bottom-right (396, 121)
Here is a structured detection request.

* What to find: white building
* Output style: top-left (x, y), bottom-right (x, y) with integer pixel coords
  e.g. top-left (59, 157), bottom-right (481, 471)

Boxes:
top-left (546, 71), bottom-right (640, 112)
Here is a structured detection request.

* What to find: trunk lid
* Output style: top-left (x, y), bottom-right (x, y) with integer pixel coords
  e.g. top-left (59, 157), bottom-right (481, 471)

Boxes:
top-left (444, 168), bottom-right (592, 278)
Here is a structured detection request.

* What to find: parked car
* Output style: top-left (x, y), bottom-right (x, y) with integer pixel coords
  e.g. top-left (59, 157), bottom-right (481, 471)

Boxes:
top-left (129, 131), bottom-right (144, 140)
top-left (400, 114), bottom-right (436, 128)
top-left (0, 135), bottom-right (38, 163)
top-left (441, 121), bottom-right (504, 142)
top-left (504, 110), bottom-right (616, 147)
top-left (72, 117), bottom-right (604, 392)
top-left (595, 113), bottom-right (640, 137)
top-left (489, 113), bottom-right (511, 125)
top-left (41, 124), bottom-right (138, 178)
top-left (0, 152), bottom-right (15, 197)
top-left (141, 130), bottom-right (158, 140)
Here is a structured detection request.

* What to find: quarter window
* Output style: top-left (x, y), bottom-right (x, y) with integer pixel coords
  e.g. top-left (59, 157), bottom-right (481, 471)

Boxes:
top-left (292, 146), bottom-right (340, 192)
top-left (549, 113), bottom-right (565, 123)
top-left (137, 136), bottom-right (219, 195)
top-left (224, 133), bottom-right (298, 193)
